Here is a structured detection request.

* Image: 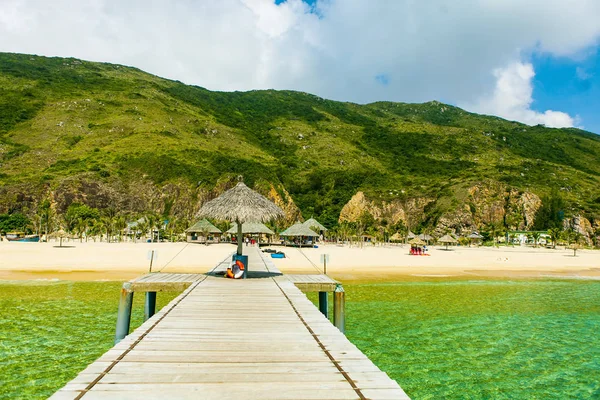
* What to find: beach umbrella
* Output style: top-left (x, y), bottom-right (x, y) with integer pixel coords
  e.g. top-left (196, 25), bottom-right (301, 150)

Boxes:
top-left (407, 231), bottom-right (416, 239)
top-left (409, 237), bottom-right (426, 247)
top-left (438, 234), bottom-right (458, 250)
top-left (196, 181), bottom-right (284, 255)
top-left (50, 228), bottom-right (67, 247)
top-left (390, 232), bottom-right (403, 242)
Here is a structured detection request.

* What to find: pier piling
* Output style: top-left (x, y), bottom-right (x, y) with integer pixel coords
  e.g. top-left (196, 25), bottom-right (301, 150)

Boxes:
top-left (334, 284), bottom-right (345, 333)
top-left (144, 291), bottom-right (156, 321)
top-left (318, 291), bottom-right (328, 318)
top-left (114, 283), bottom-right (133, 344)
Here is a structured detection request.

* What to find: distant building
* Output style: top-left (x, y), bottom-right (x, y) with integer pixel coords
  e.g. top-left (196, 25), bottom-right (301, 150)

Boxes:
top-left (186, 219), bottom-right (222, 244)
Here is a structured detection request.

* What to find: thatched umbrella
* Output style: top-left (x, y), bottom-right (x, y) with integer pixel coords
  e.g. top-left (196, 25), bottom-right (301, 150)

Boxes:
top-left (407, 231), bottom-right (416, 239)
top-left (49, 228), bottom-right (67, 247)
top-left (467, 232), bottom-right (484, 246)
top-left (438, 234), bottom-right (458, 250)
top-left (390, 232), bottom-right (403, 242)
top-left (196, 182), bottom-right (284, 255)
top-left (418, 233), bottom-right (433, 245)
top-left (568, 242), bottom-right (583, 257)
top-left (409, 237), bottom-right (426, 247)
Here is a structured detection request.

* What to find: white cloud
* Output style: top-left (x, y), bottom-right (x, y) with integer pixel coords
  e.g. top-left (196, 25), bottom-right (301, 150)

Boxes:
top-left (464, 62), bottom-right (577, 128)
top-left (1, 0), bottom-right (600, 129)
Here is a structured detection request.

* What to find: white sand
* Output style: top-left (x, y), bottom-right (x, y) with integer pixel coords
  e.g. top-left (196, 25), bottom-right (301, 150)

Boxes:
top-left (0, 240), bottom-right (598, 281)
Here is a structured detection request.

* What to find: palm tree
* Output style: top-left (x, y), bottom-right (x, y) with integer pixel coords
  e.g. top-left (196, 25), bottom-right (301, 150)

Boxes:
top-left (145, 213), bottom-right (159, 243)
top-left (75, 217), bottom-right (87, 243)
top-left (548, 227), bottom-right (561, 249)
top-left (488, 222), bottom-right (502, 248)
top-left (529, 231), bottom-right (541, 248)
top-left (113, 216), bottom-right (127, 242)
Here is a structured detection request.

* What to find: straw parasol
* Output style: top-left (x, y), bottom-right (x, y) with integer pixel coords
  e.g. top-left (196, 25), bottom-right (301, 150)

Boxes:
top-left (409, 237), bottom-right (426, 246)
top-left (280, 222), bottom-right (318, 237)
top-left (407, 231), bottom-right (416, 239)
top-left (438, 234), bottom-right (458, 250)
top-left (390, 232), bottom-right (403, 242)
top-left (49, 228), bottom-right (67, 247)
top-left (226, 222), bottom-right (274, 235)
top-left (196, 181), bottom-right (284, 255)
top-left (302, 218), bottom-right (327, 232)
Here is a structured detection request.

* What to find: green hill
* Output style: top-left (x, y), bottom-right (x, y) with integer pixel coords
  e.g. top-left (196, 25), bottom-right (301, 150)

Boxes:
top-left (1, 52), bottom-right (599, 235)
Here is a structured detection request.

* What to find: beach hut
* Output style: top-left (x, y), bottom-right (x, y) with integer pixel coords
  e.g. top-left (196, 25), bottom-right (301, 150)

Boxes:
top-left (302, 218), bottom-right (328, 238)
top-left (186, 219), bottom-right (222, 244)
top-left (438, 234), bottom-right (458, 250)
top-left (280, 222), bottom-right (318, 246)
top-left (226, 222), bottom-right (275, 245)
top-left (196, 181), bottom-right (284, 257)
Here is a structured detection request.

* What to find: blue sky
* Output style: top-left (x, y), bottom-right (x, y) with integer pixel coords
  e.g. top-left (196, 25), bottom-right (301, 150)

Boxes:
top-left (2, 0), bottom-right (600, 134)
top-left (531, 50), bottom-right (600, 132)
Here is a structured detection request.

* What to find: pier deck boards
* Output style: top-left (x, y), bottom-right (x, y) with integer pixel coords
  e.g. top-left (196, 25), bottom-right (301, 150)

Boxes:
top-left (50, 247), bottom-right (409, 399)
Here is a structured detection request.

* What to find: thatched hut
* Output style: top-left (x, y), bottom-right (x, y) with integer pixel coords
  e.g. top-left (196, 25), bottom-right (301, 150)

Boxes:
top-left (226, 222), bottom-right (275, 245)
top-left (390, 232), bottom-right (404, 243)
top-left (467, 232), bottom-right (484, 246)
top-left (280, 222), bottom-right (318, 246)
top-left (186, 219), bottom-right (222, 244)
top-left (302, 218), bottom-right (328, 237)
top-left (196, 181), bottom-right (284, 255)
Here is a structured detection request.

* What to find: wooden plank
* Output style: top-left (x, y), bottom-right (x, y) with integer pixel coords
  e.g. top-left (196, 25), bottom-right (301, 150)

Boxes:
top-left (51, 247), bottom-right (409, 399)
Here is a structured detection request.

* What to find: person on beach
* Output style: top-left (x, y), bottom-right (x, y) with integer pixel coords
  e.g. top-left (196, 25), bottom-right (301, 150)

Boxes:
top-left (245, 237), bottom-right (249, 247)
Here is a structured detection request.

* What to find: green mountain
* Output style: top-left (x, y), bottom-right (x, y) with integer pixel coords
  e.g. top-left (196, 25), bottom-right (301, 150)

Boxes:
top-left (1, 52), bottom-right (599, 234)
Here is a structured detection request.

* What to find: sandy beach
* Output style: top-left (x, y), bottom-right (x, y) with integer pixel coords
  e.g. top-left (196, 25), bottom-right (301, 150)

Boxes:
top-left (1, 240), bottom-right (598, 281)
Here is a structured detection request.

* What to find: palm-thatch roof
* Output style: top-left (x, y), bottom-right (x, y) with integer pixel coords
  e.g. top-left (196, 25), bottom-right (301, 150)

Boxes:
top-left (196, 182), bottom-right (284, 223)
top-left (280, 222), bottom-right (318, 237)
top-left (186, 219), bottom-right (221, 234)
top-left (48, 228), bottom-right (67, 238)
top-left (407, 231), bottom-right (416, 239)
top-left (302, 218), bottom-right (327, 232)
top-left (226, 222), bottom-right (274, 235)
top-left (418, 233), bottom-right (433, 241)
top-left (468, 232), bottom-right (484, 239)
top-left (390, 232), bottom-right (403, 241)
top-left (438, 234), bottom-right (458, 243)
top-left (409, 237), bottom-right (426, 246)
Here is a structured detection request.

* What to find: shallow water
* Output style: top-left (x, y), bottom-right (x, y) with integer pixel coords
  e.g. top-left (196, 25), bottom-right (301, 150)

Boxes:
top-left (1, 280), bottom-right (599, 399)
top-left (0, 281), bottom-right (177, 400)
top-left (337, 280), bottom-right (600, 399)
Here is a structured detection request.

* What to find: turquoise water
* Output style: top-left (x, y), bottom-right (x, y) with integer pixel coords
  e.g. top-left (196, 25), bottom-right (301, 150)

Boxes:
top-left (1, 279), bottom-right (599, 399)
top-left (0, 281), bottom-right (176, 400)
top-left (340, 280), bottom-right (600, 399)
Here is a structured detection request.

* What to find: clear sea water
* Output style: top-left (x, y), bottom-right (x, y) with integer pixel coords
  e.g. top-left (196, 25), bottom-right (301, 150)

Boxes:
top-left (1, 279), bottom-right (599, 399)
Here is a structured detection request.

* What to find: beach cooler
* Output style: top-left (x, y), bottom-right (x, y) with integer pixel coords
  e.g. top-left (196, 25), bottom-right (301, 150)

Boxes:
top-left (271, 253), bottom-right (285, 259)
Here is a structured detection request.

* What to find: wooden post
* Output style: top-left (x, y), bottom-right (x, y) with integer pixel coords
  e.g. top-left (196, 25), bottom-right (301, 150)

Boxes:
top-left (144, 292), bottom-right (157, 321)
top-left (115, 282), bottom-right (134, 344)
top-left (318, 291), bottom-right (328, 318)
top-left (334, 284), bottom-right (345, 334)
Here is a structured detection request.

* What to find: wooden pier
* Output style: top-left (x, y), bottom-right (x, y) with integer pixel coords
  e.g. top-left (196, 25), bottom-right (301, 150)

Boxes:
top-left (50, 247), bottom-right (409, 399)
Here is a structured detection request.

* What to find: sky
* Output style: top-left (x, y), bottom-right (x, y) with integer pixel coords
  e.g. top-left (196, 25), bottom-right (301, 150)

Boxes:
top-left (1, 0), bottom-right (600, 133)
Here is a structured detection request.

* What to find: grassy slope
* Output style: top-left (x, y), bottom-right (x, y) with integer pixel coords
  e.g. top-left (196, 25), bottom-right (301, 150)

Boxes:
top-left (1, 53), bottom-right (599, 227)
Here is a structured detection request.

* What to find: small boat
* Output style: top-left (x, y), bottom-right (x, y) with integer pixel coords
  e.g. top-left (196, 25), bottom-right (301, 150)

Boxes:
top-left (6, 232), bottom-right (40, 242)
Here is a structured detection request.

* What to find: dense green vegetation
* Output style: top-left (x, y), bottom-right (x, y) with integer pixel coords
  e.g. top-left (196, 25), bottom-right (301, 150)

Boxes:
top-left (0, 52), bottom-right (599, 234)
